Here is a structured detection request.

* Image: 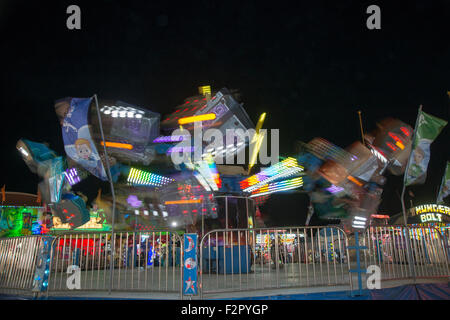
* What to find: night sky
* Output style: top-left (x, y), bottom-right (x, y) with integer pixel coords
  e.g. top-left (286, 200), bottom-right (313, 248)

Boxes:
top-left (0, 1), bottom-right (449, 225)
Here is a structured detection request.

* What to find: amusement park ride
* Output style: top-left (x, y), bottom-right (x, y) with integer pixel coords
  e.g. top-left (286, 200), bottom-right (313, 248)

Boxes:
top-left (13, 85), bottom-right (416, 235)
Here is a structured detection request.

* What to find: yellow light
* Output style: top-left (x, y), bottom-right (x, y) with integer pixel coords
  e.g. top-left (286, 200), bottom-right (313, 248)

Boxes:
top-left (198, 85), bottom-right (212, 96)
top-left (395, 141), bottom-right (405, 150)
top-left (255, 112), bottom-right (266, 133)
top-left (178, 113), bottom-right (216, 125)
top-left (248, 131), bottom-right (266, 173)
top-left (347, 175), bottom-right (363, 186)
top-left (252, 112), bottom-right (267, 144)
top-left (100, 141), bottom-right (133, 150)
top-left (164, 199), bottom-right (202, 205)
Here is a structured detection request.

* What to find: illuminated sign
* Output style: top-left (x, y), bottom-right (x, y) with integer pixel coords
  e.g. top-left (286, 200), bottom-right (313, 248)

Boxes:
top-left (198, 85), bottom-right (212, 96)
top-left (420, 213), bottom-right (443, 223)
top-left (409, 204), bottom-right (450, 225)
top-left (52, 215), bottom-right (106, 230)
top-left (411, 204), bottom-right (450, 216)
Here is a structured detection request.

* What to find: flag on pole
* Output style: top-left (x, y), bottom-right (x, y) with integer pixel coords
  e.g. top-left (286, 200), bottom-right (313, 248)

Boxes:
top-left (437, 162), bottom-right (450, 204)
top-left (405, 110), bottom-right (447, 186)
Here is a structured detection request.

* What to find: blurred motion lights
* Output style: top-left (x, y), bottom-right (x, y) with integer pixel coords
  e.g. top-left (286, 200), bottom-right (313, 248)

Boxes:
top-left (178, 113), bottom-right (216, 125)
top-left (64, 168), bottom-right (81, 186)
top-left (127, 168), bottom-right (173, 187)
top-left (249, 177), bottom-right (303, 197)
top-left (101, 105), bottom-right (145, 119)
top-left (241, 157), bottom-right (304, 192)
top-left (153, 135), bottom-right (188, 143)
top-left (164, 199), bottom-right (202, 205)
top-left (100, 141), bottom-right (133, 150)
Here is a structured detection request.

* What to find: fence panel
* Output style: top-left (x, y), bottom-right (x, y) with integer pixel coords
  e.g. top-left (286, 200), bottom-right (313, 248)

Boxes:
top-left (199, 226), bottom-right (351, 298)
top-left (363, 226), bottom-right (449, 282)
top-left (408, 227), bottom-right (449, 279)
top-left (2, 225), bottom-right (448, 298)
top-left (47, 231), bottom-right (183, 296)
top-left (0, 235), bottom-right (50, 293)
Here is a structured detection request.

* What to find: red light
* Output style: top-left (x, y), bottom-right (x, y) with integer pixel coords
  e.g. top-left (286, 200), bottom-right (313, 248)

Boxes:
top-left (388, 132), bottom-right (400, 142)
top-left (192, 210), bottom-right (198, 213)
top-left (183, 108), bottom-right (188, 112)
top-left (63, 209), bottom-right (68, 213)
top-left (194, 100), bottom-right (198, 102)
top-left (386, 142), bottom-right (397, 151)
top-left (372, 214), bottom-right (389, 219)
top-left (400, 127), bottom-right (410, 137)
top-left (202, 98), bottom-right (206, 100)
top-left (185, 101), bottom-right (190, 104)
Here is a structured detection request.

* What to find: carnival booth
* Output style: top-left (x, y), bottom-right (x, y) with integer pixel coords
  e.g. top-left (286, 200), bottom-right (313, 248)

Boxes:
top-left (0, 191), bottom-right (45, 237)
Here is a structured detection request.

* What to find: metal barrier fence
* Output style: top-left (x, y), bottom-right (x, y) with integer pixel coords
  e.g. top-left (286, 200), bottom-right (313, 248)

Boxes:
top-left (1, 225), bottom-right (449, 299)
top-left (362, 226), bottom-right (450, 281)
top-left (0, 235), bottom-right (49, 293)
top-left (199, 226), bottom-right (352, 298)
top-left (47, 231), bottom-right (183, 296)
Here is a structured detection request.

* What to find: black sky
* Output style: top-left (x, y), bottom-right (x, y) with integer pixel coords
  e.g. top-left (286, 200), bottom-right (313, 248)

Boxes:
top-left (0, 1), bottom-right (449, 224)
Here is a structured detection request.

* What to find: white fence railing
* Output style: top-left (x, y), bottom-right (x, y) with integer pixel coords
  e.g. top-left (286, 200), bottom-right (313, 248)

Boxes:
top-left (0, 235), bottom-right (50, 293)
top-left (362, 226), bottom-right (450, 281)
top-left (46, 231), bottom-right (183, 296)
top-left (0, 225), bottom-right (449, 299)
top-left (199, 226), bottom-right (351, 298)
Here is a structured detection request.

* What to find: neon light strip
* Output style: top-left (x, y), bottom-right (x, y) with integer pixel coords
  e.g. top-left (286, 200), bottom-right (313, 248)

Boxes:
top-left (249, 183), bottom-right (303, 197)
top-left (178, 113), bottom-right (216, 125)
top-left (164, 199), bottom-right (202, 205)
top-left (347, 175), bottom-right (363, 186)
top-left (250, 177), bottom-right (303, 197)
top-left (100, 141), bottom-right (133, 150)
top-left (153, 135), bottom-right (188, 143)
top-left (127, 168), bottom-right (173, 187)
top-left (64, 168), bottom-right (81, 186)
top-left (243, 166), bottom-right (303, 192)
top-left (241, 157), bottom-right (303, 191)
